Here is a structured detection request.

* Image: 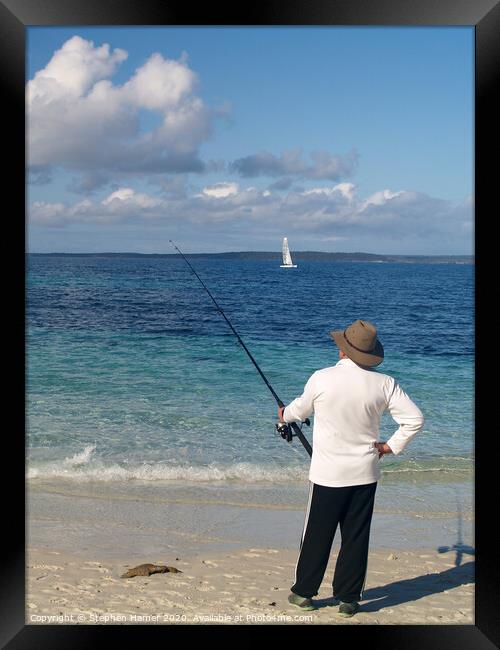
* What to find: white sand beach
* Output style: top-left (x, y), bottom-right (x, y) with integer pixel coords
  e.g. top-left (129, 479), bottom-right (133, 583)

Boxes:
top-left (26, 477), bottom-right (474, 625)
top-left (27, 546), bottom-right (474, 626)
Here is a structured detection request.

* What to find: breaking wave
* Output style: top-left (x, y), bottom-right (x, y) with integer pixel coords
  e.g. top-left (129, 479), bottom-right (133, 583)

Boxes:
top-left (26, 445), bottom-right (471, 484)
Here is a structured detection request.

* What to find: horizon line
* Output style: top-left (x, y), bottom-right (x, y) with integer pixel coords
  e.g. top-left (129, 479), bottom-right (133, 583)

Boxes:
top-left (27, 250), bottom-right (474, 257)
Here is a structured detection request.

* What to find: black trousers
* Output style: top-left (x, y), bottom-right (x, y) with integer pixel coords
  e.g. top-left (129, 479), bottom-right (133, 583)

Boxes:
top-left (291, 481), bottom-right (377, 602)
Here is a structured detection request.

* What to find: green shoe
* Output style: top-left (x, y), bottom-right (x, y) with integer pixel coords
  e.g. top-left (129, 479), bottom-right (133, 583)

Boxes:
top-left (338, 601), bottom-right (359, 617)
top-left (288, 592), bottom-right (317, 611)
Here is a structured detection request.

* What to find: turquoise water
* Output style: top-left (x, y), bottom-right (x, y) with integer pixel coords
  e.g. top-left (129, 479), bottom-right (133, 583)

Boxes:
top-left (27, 256), bottom-right (474, 484)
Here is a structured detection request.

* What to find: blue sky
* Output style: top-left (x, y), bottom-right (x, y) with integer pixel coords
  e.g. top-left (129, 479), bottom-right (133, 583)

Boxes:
top-left (27, 27), bottom-right (473, 254)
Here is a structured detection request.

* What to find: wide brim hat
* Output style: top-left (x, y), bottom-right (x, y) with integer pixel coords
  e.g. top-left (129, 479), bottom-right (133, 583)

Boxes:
top-left (330, 319), bottom-right (384, 367)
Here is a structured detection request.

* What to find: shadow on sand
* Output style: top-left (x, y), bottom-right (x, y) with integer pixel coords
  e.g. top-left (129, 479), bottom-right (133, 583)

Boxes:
top-left (359, 558), bottom-right (473, 612)
top-left (314, 496), bottom-right (475, 612)
top-left (314, 558), bottom-right (474, 611)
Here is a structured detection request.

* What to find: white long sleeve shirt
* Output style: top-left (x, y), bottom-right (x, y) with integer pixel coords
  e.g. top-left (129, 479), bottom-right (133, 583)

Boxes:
top-left (283, 357), bottom-right (424, 487)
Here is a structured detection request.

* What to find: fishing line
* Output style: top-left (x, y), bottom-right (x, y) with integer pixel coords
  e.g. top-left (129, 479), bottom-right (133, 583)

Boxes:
top-left (170, 240), bottom-right (312, 457)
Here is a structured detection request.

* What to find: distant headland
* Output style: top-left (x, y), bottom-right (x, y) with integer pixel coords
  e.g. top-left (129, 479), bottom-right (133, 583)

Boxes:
top-left (29, 251), bottom-right (474, 264)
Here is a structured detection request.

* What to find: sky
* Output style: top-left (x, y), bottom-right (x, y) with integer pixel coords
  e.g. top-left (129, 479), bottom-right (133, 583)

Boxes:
top-left (27, 26), bottom-right (474, 254)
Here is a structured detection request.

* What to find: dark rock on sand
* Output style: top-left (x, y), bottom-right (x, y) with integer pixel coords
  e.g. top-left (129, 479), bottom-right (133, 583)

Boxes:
top-left (120, 563), bottom-right (182, 579)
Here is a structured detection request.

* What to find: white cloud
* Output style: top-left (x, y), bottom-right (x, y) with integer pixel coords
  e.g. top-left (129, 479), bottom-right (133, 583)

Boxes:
top-left (30, 181), bottom-right (473, 256)
top-left (201, 182), bottom-right (239, 198)
top-left (360, 189), bottom-right (404, 211)
top-left (101, 188), bottom-right (136, 205)
top-left (101, 187), bottom-right (163, 210)
top-left (304, 183), bottom-right (356, 200)
top-left (28, 36), bottom-right (127, 100)
top-left (31, 187), bottom-right (167, 226)
top-left (30, 201), bottom-right (66, 226)
top-left (122, 52), bottom-right (196, 110)
top-left (27, 36), bottom-right (214, 176)
top-left (334, 183), bottom-right (356, 200)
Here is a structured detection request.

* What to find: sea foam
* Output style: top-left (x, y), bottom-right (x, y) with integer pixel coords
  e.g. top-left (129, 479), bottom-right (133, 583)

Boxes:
top-left (26, 448), bottom-right (471, 484)
top-left (26, 457), bottom-right (308, 483)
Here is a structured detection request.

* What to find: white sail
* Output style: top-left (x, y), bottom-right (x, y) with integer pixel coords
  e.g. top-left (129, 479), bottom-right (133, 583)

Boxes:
top-left (280, 237), bottom-right (297, 267)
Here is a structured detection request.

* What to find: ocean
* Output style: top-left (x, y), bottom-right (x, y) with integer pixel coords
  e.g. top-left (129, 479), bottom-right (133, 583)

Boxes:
top-left (26, 255), bottom-right (474, 507)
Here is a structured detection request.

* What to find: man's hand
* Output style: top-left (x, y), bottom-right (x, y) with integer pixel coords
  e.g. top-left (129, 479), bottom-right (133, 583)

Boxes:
top-left (374, 442), bottom-right (392, 459)
top-left (278, 406), bottom-right (286, 422)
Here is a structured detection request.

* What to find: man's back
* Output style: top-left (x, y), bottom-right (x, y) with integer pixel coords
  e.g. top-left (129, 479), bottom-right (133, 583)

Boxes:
top-left (283, 357), bottom-right (424, 487)
top-left (283, 319), bottom-right (424, 613)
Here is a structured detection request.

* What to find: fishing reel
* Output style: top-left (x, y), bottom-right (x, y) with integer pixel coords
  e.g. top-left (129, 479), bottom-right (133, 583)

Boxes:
top-left (275, 418), bottom-right (310, 443)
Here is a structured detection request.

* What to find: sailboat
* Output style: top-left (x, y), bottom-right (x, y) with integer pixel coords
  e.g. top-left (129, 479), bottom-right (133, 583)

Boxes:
top-left (280, 237), bottom-right (297, 268)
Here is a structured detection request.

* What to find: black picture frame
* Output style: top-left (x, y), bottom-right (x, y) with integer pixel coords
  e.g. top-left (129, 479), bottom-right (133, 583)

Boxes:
top-left (3, 0), bottom-right (497, 646)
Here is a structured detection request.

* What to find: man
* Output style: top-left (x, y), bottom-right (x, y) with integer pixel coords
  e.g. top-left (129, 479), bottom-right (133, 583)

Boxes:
top-left (278, 319), bottom-right (424, 617)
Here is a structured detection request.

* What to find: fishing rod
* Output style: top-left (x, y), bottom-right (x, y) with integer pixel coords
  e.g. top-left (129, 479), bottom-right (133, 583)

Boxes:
top-left (170, 240), bottom-right (312, 457)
